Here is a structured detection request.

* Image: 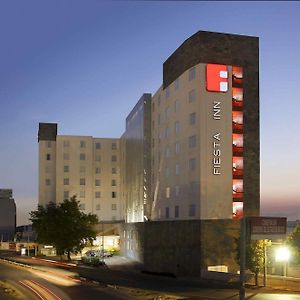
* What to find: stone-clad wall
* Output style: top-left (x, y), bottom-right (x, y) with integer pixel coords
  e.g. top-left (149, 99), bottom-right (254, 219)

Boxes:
top-left (121, 219), bottom-right (240, 277)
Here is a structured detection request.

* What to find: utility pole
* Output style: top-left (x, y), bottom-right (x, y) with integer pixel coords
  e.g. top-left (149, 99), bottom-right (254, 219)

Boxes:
top-left (239, 217), bottom-right (246, 300)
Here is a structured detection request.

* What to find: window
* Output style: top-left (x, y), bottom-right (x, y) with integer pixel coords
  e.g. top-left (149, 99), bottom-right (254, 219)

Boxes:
top-left (175, 163), bottom-right (180, 175)
top-left (189, 135), bottom-right (197, 148)
top-left (189, 158), bottom-right (196, 171)
top-left (166, 86), bottom-right (170, 98)
top-left (189, 67), bottom-right (196, 81)
top-left (63, 153), bottom-right (69, 160)
top-left (165, 167), bottom-right (170, 178)
top-left (46, 154), bottom-right (51, 161)
top-left (95, 191), bottom-right (101, 198)
top-left (112, 155), bottom-right (117, 162)
top-left (96, 204), bottom-right (100, 210)
top-left (95, 155), bottom-right (101, 161)
top-left (152, 102), bottom-right (155, 112)
top-left (80, 141), bottom-right (86, 148)
top-left (175, 205), bottom-right (179, 218)
top-left (64, 165), bottom-right (69, 172)
top-left (189, 112), bottom-right (196, 125)
top-left (47, 141), bottom-right (51, 148)
top-left (80, 178), bottom-right (86, 185)
top-left (112, 204), bottom-right (117, 210)
top-left (112, 179), bottom-right (117, 186)
top-left (165, 207), bottom-right (169, 219)
top-left (112, 167), bottom-right (117, 174)
top-left (80, 190), bottom-right (85, 198)
top-left (188, 89), bottom-right (196, 103)
top-left (158, 95), bottom-right (161, 106)
top-left (95, 142), bottom-right (101, 149)
top-left (189, 204), bottom-right (196, 217)
top-left (112, 191), bottom-right (117, 198)
top-left (166, 187), bottom-right (170, 198)
top-left (175, 121), bottom-right (180, 134)
top-left (79, 203), bottom-right (85, 210)
top-left (174, 78), bottom-right (179, 90)
top-left (45, 166), bottom-right (51, 173)
top-left (64, 191), bottom-right (69, 199)
top-left (165, 107), bottom-right (171, 119)
top-left (175, 142), bottom-right (180, 154)
top-left (112, 142), bottom-right (117, 150)
top-left (80, 153), bottom-right (86, 160)
top-left (165, 146), bottom-right (170, 158)
top-left (158, 113), bottom-right (161, 125)
top-left (63, 140), bottom-right (70, 147)
top-left (175, 185), bottom-right (180, 196)
top-left (174, 99), bottom-right (180, 112)
top-left (64, 178), bottom-right (69, 185)
top-left (95, 179), bottom-right (100, 186)
top-left (165, 127), bottom-right (170, 138)
top-left (95, 167), bottom-right (101, 174)
top-left (45, 179), bottom-right (51, 186)
top-left (80, 166), bottom-right (86, 173)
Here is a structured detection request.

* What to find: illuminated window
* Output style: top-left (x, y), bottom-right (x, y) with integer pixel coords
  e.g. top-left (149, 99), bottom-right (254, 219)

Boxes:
top-left (166, 187), bottom-right (170, 198)
top-left (233, 202), bottom-right (243, 220)
top-left (189, 67), bottom-right (196, 81)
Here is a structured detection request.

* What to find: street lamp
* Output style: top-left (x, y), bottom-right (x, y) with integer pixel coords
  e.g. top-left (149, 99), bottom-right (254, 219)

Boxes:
top-left (275, 246), bottom-right (291, 278)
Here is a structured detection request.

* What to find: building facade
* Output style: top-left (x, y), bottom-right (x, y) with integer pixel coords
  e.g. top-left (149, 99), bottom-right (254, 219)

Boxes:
top-left (0, 189), bottom-right (16, 241)
top-left (38, 123), bottom-right (123, 222)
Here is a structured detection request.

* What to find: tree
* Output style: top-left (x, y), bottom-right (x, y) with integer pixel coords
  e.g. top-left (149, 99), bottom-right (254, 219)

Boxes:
top-left (30, 196), bottom-right (98, 260)
top-left (287, 223), bottom-right (300, 263)
top-left (236, 238), bottom-right (265, 286)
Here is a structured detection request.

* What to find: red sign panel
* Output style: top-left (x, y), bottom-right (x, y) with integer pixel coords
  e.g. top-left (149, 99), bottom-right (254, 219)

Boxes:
top-left (206, 64), bottom-right (228, 92)
top-left (250, 217), bottom-right (287, 235)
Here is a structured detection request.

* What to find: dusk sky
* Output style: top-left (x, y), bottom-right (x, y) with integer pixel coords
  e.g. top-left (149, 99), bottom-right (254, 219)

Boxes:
top-left (1, 1), bottom-right (300, 225)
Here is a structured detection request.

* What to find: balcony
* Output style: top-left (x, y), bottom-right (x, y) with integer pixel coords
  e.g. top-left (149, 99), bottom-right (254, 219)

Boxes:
top-left (233, 190), bottom-right (244, 200)
top-left (232, 66), bottom-right (243, 87)
top-left (232, 121), bottom-right (243, 133)
top-left (233, 145), bottom-right (243, 156)
top-left (233, 167), bottom-right (243, 179)
top-left (232, 98), bottom-right (243, 111)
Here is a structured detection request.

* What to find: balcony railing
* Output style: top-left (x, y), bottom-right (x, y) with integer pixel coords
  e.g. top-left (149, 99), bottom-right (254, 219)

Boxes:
top-left (232, 75), bottom-right (243, 87)
top-left (233, 145), bottom-right (243, 155)
top-left (232, 121), bottom-right (243, 132)
top-left (233, 167), bottom-right (243, 178)
top-left (233, 190), bottom-right (244, 199)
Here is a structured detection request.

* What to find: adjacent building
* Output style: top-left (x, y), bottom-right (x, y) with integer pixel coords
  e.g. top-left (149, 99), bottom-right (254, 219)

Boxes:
top-left (38, 123), bottom-right (123, 222)
top-left (0, 189), bottom-right (16, 241)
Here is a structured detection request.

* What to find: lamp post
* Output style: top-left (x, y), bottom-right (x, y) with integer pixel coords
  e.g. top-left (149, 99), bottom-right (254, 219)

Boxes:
top-left (275, 246), bottom-right (291, 285)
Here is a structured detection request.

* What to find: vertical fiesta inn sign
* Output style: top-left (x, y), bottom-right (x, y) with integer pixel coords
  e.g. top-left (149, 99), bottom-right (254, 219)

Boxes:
top-left (250, 217), bottom-right (287, 240)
